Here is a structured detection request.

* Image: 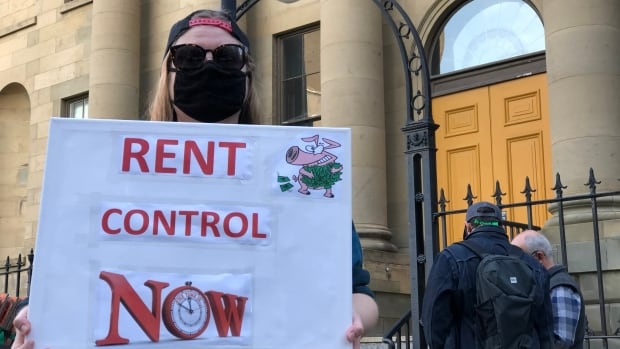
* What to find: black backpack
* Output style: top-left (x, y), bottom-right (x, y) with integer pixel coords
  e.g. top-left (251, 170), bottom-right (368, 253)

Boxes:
top-left (458, 240), bottom-right (538, 349)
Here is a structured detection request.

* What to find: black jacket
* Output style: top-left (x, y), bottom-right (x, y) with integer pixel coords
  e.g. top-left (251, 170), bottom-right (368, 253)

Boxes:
top-left (421, 225), bottom-right (554, 348)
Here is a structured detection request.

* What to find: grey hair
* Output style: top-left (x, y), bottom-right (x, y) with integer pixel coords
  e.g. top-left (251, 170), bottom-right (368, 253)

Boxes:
top-left (521, 232), bottom-right (554, 261)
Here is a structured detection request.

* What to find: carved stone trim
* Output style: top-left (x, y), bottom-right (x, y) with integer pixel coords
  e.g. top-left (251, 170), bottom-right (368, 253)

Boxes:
top-left (60, 0), bottom-right (93, 14)
top-left (0, 17), bottom-right (37, 39)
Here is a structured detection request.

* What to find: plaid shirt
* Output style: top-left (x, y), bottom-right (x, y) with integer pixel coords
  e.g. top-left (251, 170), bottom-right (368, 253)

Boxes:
top-left (551, 285), bottom-right (582, 348)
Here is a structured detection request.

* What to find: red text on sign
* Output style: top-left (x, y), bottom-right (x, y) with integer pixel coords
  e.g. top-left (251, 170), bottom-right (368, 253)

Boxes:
top-left (95, 271), bottom-right (248, 345)
top-left (101, 207), bottom-right (268, 240)
top-left (121, 137), bottom-right (246, 176)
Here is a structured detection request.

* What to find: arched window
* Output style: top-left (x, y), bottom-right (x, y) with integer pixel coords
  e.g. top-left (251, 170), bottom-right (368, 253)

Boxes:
top-left (431, 0), bottom-right (545, 75)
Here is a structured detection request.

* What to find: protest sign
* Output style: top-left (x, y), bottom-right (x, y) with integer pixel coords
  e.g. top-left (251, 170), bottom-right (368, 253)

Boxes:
top-left (29, 118), bottom-right (352, 349)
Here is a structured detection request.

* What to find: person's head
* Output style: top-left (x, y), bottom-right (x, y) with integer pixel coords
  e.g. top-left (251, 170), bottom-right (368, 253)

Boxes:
top-left (148, 9), bottom-right (259, 124)
top-left (463, 201), bottom-right (502, 236)
top-left (511, 229), bottom-right (555, 269)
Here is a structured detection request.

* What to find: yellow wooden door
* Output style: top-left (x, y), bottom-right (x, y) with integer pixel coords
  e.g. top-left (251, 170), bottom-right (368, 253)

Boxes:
top-left (433, 73), bottom-right (552, 246)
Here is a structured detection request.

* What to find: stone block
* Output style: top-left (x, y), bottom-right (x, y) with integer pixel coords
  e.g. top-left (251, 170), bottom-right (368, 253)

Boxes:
top-left (608, 238), bottom-right (620, 270)
top-left (583, 338), bottom-right (620, 349)
top-left (27, 30), bottom-right (39, 47)
top-left (31, 103), bottom-right (53, 125)
top-left (586, 303), bottom-right (620, 334)
top-left (25, 59), bottom-right (40, 78)
top-left (34, 63), bottom-right (79, 90)
top-left (39, 45), bottom-right (85, 72)
top-left (566, 238), bottom-right (620, 273)
top-left (0, 54), bottom-right (11, 72)
top-left (580, 271), bottom-right (620, 303)
top-left (609, 303), bottom-right (620, 336)
top-left (15, 39), bottom-right (55, 66)
top-left (49, 76), bottom-right (89, 101)
top-left (361, 340), bottom-right (389, 349)
top-left (37, 10), bottom-right (58, 28)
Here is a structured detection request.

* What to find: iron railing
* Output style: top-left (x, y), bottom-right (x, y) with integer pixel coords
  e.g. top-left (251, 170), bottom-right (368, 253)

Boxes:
top-left (383, 169), bottom-right (620, 349)
top-left (0, 249), bottom-right (33, 298)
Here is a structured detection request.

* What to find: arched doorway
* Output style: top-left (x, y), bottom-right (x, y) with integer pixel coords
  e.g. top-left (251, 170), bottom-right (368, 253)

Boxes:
top-left (428, 0), bottom-right (552, 246)
top-left (0, 83), bottom-right (31, 255)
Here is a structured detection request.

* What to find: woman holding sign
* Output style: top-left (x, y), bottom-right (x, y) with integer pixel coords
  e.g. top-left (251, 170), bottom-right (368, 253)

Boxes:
top-left (12, 8), bottom-right (377, 349)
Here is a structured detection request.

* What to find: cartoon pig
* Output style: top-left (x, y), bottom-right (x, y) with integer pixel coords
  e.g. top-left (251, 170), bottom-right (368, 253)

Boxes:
top-left (286, 135), bottom-right (343, 198)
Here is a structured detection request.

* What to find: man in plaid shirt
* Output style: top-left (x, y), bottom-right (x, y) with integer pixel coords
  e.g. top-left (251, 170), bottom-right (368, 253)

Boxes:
top-left (512, 230), bottom-right (586, 349)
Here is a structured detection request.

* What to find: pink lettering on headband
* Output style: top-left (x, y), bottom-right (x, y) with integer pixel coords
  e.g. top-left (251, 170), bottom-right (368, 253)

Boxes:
top-left (188, 18), bottom-right (233, 33)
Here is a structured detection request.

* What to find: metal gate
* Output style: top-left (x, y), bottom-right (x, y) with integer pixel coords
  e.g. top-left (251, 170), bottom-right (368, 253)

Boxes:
top-left (383, 169), bottom-right (620, 349)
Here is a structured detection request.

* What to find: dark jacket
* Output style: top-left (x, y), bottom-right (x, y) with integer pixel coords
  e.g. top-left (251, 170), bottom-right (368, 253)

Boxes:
top-left (548, 265), bottom-right (586, 349)
top-left (421, 225), bottom-right (554, 349)
top-left (352, 223), bottom-right (374, 298)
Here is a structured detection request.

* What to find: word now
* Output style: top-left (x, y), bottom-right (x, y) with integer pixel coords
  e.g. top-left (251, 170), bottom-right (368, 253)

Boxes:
top-left (99, 203), bottom-right (270, 244)
top-left (95, 271), bottom-right (248, 346)
top-left (121, 137), bottom-right (249, 177)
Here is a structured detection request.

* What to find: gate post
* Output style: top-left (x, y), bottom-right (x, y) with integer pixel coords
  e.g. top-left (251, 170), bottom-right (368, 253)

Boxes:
top-left (368, 2), bottom-right (438, 348)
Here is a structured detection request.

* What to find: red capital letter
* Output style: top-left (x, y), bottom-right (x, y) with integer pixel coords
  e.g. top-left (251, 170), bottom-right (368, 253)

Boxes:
top-left (183, 140), bottom-right (215, 175)
top-left (155, 139), bottom-right (178, 174)
top-left (121, 138), bottom-right (149, 173)
top-left (101, 208), bottom-right (122, 234)
top-left (205, 291), bottom-right (248, 337)
top-left (218, 142), bottom-right (246, 176)
top-left (95, 271), bottom-right (169, 346)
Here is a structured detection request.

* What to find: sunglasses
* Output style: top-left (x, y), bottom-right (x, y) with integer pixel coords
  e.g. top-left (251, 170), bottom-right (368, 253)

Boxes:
top-left (169, 43), bottom-right (248, 71)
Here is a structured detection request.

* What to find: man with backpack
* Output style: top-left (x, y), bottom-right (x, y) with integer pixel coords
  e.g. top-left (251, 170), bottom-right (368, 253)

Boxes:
top-left (421, 201), bottom-right (554, 348)
top-left (512, 230), bottom-right (586, 349)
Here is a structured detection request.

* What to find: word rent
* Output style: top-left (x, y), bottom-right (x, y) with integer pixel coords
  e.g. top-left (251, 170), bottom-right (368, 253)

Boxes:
top-left (121, 137), bottom-right (248, 177)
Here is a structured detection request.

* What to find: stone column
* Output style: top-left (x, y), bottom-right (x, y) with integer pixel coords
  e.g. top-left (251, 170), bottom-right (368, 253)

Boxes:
top-left (543, 0), bottom-right (620, 336)
top-left (545, 0), bottom-right (620, 192)
top-left (89, 1), bottom-right (141, 119)
top-left (320, 0), bottom-right (396, 251)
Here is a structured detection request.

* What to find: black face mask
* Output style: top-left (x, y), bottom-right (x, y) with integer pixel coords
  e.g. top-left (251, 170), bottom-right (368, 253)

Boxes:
top-left (173, 62), bottom-right (247, 123)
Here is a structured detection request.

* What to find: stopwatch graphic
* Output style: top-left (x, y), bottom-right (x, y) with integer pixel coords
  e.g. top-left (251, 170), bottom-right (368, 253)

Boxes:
top-left (162, 281), bottom-right (210, 339)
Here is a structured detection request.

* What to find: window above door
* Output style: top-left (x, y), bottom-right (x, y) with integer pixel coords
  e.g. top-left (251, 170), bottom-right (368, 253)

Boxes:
top-left (430, 0), bottom-right (545, 76)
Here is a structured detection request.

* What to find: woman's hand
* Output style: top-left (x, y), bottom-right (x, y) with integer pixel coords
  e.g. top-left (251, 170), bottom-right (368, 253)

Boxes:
top-left (346, 293), bottom-right (379, 349)
top-left (345, 310), bottom-right (365, 349)
top-left (11, 306), bottom-right (34, 349)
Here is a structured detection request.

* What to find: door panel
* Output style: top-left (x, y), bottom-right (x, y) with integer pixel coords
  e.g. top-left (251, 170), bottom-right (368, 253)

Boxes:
top-left (434, 87), bottom-right (493, 246)
top-left (433, 74), bottom-right (551, 247)
top-left (490, 74), bottom-right (551, 226)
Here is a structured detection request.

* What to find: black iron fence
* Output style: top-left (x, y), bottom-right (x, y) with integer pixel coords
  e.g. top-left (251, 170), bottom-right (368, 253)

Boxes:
top-left (0, 249), bottom-right (32, 298)
top-left (383, 169), bottom-right (620, 349)
top-left (0, 249), bottom-right (32, 347)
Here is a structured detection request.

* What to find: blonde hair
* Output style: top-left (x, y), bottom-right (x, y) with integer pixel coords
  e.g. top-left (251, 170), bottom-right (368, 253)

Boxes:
top-left (146, 10), bottom-right (260, 124)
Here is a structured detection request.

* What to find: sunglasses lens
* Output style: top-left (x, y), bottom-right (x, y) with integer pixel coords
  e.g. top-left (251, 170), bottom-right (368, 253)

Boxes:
top-left (172, 45), bottom-right (206, 71)
top-left (171, 44), bottom-right (246, 71)
top-left (213, 45), bottom-right (245, 70)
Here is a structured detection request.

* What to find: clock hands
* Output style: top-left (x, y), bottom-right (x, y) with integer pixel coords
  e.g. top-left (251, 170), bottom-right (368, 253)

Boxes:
top-left (176, 298), bottom-right (196, 314)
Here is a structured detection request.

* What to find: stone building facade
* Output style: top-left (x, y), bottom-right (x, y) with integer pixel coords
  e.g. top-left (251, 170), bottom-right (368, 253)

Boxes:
top-left (0, 0), bottom-right (618, 342)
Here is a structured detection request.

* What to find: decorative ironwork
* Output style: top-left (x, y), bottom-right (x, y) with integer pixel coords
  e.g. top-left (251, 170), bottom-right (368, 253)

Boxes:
top-left (371, 0), bottom-right (432, 124)
top-left (406, 130), bottom-right (427, 151)
top-left (235, 0), bottom-right (261, 21)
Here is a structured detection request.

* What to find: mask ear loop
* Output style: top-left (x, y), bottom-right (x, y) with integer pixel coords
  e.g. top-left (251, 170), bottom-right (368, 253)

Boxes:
top-left (171, 104), bottom-right (178, 122)
top-left (237, 71), bottom-right (252, 124)
top-left (166, 51), bottom-right (178, 123)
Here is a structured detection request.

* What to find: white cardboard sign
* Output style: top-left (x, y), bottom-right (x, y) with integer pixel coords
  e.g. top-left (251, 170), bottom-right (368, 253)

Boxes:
top-left (29, 118), bottom-right (352, 349)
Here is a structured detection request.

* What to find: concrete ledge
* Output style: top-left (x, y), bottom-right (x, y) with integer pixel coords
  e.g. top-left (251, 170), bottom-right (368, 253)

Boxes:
top-left (60, 0), bottom-right (93, 14)
top-left (0, 17), bottom-right (37, 39)
top-left (362, 336), bottom-right (389, 349)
